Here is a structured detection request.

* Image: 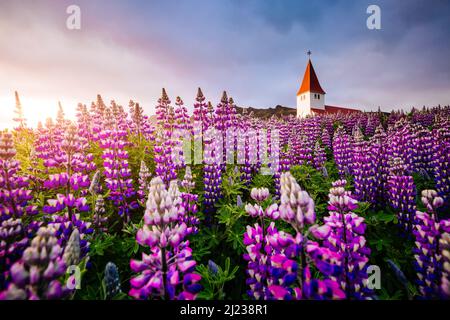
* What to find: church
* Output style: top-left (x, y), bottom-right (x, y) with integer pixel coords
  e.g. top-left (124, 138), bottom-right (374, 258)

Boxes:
top-left (296, 53), bottom-right (360, 117)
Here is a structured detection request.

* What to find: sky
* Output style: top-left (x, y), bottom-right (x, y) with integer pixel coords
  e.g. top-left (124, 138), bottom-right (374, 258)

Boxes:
top-left (0, 0), bottom-right (449, 128)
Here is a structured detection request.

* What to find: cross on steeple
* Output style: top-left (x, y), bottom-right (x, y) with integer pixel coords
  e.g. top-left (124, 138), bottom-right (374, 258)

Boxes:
top-left (307, 50), bottom-right (312, 59)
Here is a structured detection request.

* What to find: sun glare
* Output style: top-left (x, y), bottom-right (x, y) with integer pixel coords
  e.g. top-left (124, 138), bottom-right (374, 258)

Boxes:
top-left (0, 95), bottom-right (78, 129)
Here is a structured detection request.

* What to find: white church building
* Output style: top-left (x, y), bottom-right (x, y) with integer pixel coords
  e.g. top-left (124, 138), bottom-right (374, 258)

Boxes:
top-left (296, 55), bottom-right (360, 117)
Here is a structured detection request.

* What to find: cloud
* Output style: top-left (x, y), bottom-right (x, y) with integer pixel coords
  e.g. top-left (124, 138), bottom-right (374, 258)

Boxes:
top-left (0, 0), bottom-right (449, 128)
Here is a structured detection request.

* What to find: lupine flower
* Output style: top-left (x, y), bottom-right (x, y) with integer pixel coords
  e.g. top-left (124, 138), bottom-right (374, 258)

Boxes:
top-left (203, 134), bottom-right (222, 214)
top-left (0, 218), bottom-right (29, 289)
top-left (180, 167), bottom-right (199, 235)
top-left (413, 190), bottom-right (450, 298)
top-left (250, 187), bottom-right (270, 202)
top-left (104, 262), bottom-right (121, 299)
top-left (236, 195), bottom-right (243, 207)
top-left (369, 125), bottom-right (388, 202)
top-left (440, 233), bottom-right (450, 298)
top-left (88, 170), bottom-right (101, 195)
top-left (154, 89), bottom-right (178, 186)
top-left (173, 96), bottom-right (191, 169)
top-left (99, 129), bottom-right (137, 220)
top-left (243, 179), bottom-right (344, 300)
top-left (93, 195), bottom-right (108, 232)
top-left (128, 100), bottom-right (146, 142)
top-left (137, 160), bottom-right (152, 203)
top-left (273, 151), bottom-right (291, 199)
top-left (0, 226), bottom-right (68, 300)
top-left (62, 229), bottom-right (81, 267)
top-left (313, 141), bottom-right (326, 170)
top-left (387, 157), bottom-right (416, 233)
top-left (129, 177), bottom-right (201, 300)
top-left (207, 260), bottom-right (220, 275)
top-left (321, 127), bottom-right (331, 149)
top-left (243, 221), bottom-right (278, 299)
top-left (48, 212), bottom-right (93, 261)
top-left (193, 88), bottom-right (209, 137)
top-left (323, 179), bottom-right (372, 299)
top-left (181, 166), bottom-right (195, 191)
top-left (352, 127), bottom-right (376, 203)
top-left (333, 126), bottom-right (352, 176)
top-left (0, 131), bottom-right (37, 219)
top-left (431, 131), bottom-right (450, 209)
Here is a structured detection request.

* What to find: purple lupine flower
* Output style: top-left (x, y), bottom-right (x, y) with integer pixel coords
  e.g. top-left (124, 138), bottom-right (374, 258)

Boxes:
top-left (414, 125), bottom-right (435, 175)
top-left (154, 89), bottom-right (177, 186)
top-left (214, 91), bottom-right (235, 167)
top-left (236, 121), bottom-right (253, 185)
top-left (39, 124), bottom-right (95, 226)
top-left (333, 126), bottom-right (352, 176)
top-left (128, 100), bottom-right (146, 143)
top-left (207, 260), bottom-right (219, 275)
top-left (0, 218), bottom-right (29, 290)
top-left (180, 167), bottom-right (199, 235)
top-left (273, 151), bottom-right (290, 199)
top-left (48, 212), bottom-right (93, 261)
top-left (431, 130), bottom-right (450, 208)
top-left (413, 190), bottom-right (450, 299)
top-left (104, 262), bottom-right (121, 299)
top-left (0, 131), bottom-right (37, 219)
top-left (173, 96), bottom-right (191, 169)
top-left (75, 103), bottom-right (93, 141)
top-left (137, 160), bottom-right (152, 204)
top-left (440, 233), bottom-right (450, 298)
top-left (352, 128), bottom-right (376, 203)
top-left (369, 125), bottom-right (389, 203)
top-left (321, 127), bottom-right (331, 149)
top-left (323, 179), bottom-right (372, 299)
top-left (88, 170), bottom-right (101, 195)
top-left (243, 221), bottom-right (279, 300)
top-left (242, 187), bottom-right (282, 300)
top-left (0, 226), bottom-right (68, 300)
top-left (243, 177), bottom-right (344, 300)
top-left (250, 187), bottom-right (270, 202)
top-left (203, 132), bottom-right (222, 214)
top-left (62, 229), bottom-right (81, 267)
top-left (99, 129), bottom-right (137, 221)
top-left (92, 195), bottom-right (108, 232)
top-left (129, 177), bottom-right (201, 300)
top-left (193, 88), bottom-right (209, 137)
top-left (313, 141), bottom-right (326, 170)
top-left (364, 115), bottom-right (376, 137)
top-left (387, 157), bottom-right (416, 233)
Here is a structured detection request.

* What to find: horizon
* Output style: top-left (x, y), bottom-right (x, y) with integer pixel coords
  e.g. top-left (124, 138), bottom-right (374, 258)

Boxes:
top-left (1, 0), bottom-right (450, 128)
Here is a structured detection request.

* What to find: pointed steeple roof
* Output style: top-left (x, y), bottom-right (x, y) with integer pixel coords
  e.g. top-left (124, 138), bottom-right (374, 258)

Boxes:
top-left (297, 59), bottom-right (326, 95)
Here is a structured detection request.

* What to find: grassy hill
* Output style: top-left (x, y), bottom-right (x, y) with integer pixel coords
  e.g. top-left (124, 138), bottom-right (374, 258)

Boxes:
top-left (235, 105), bottom-right (296, 119)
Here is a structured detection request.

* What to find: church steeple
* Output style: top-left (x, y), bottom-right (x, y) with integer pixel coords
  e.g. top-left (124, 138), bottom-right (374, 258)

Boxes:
top-left (297, 56), bottom-right (326, 96)
top-left (296, 51), bottom-right (326, 117)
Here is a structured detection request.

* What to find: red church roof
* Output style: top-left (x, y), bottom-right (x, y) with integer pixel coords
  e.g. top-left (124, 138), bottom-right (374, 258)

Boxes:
top-left (311, 105), bottom-right (361, 115)
top-left (297, 59), bottom-right (326, 96)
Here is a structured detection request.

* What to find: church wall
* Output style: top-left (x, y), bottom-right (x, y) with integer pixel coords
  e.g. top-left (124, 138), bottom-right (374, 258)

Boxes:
top-left (297, 91), bottom-right (325, 117)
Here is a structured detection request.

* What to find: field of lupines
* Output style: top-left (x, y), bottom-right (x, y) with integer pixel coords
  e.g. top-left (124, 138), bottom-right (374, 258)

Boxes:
top-left (0, 88), bottom-right (449, 300)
